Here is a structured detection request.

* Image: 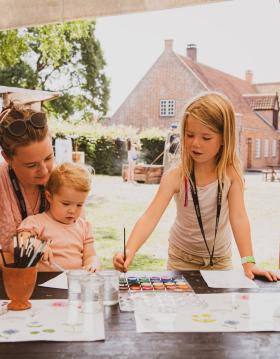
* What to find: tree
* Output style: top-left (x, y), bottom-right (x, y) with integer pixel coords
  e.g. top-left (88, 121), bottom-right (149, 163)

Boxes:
top-left (0, 21), bottom-right (110, 121)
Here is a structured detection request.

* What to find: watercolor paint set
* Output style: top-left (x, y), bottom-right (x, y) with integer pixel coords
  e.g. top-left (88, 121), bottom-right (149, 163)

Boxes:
top-left (119, 275), bottom-right (193, 292)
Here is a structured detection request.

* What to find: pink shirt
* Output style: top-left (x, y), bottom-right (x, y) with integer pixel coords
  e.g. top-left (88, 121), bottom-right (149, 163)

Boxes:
top-left (0, 163), bottom-right (41, 251)
top-left (18, 212), bottom-right (94, 272)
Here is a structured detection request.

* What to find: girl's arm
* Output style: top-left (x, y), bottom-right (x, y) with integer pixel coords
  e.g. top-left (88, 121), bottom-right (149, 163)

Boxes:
top-left (113, 167), bottom-right (181, 272)
top-left (228, 168), bottom-right (279, 281)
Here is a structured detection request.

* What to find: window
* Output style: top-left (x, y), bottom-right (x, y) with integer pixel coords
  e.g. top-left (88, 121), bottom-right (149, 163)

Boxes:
top-left (264, 139), bottom-right (269, 158)
top-left (255, 139), bottom-right (261, 159)
top-left (272, 139), bottom-right (277, 157)
top-left (160, 100), bottom-right (175, 117)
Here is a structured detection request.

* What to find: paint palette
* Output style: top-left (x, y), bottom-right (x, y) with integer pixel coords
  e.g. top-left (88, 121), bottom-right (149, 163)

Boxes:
top-left (119, 275), bottom-right (193, 292)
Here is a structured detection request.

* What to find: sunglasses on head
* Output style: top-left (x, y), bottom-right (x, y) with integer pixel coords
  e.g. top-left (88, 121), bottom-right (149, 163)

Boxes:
top-left (0, 109), bottom-right (47, 137)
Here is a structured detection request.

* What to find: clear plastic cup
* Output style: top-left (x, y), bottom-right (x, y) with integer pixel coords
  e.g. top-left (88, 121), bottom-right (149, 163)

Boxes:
top-left (66, 269), bottom-right (89, 326)
top-left (67, 269), bottom-right (89, 302)
top-left (81, 273), bottom-right (104, 314)
top-left (99, 270), bottom-right (119, 306)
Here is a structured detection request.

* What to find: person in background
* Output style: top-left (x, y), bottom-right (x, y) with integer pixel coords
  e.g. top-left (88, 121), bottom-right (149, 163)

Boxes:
top-left (0, 105), bottom-right (54, 264)
top-left (17, 162), bottom-right (99, 272)
top-left (113, 92), bottom-right (279, 282)
top-left (127, 138), bottom-right (138, 183)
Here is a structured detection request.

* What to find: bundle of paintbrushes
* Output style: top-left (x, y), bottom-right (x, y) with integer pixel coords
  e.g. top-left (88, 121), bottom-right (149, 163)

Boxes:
top-left (3, 233), bottom-right (48, 268)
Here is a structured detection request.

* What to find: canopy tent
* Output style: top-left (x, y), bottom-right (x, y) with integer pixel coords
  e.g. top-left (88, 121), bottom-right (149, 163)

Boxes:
top-left (0, 0), bottom-right (228, 30)
top-left (0, 86), bottom-right (62, 111)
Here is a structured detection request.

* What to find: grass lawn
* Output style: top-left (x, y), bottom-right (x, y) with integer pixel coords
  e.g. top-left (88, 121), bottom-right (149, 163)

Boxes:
top-left (85, 174), bottom-right (280, 271)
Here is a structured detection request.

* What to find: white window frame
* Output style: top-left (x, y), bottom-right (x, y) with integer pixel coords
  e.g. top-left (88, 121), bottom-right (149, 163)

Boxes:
top-left (264, 139), bottom-right (269, 158)
top-left (272, 139), bottom-right (277, 157)
top-left (255, 138), bottom-right (261, 159)
top-left (160, 99), bottom-right (176, 117)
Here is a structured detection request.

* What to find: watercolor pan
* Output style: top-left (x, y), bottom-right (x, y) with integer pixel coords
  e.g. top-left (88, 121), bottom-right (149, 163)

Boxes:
top-left (119, 275), bottom-right (193, 292)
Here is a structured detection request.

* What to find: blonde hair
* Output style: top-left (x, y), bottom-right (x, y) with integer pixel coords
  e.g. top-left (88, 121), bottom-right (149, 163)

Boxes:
top-left (180, 92), bottom-right (243, 184)
top-left (0, 105), bottom-right (50, 158)
top-left (46, 162), bottom-right (92, 194)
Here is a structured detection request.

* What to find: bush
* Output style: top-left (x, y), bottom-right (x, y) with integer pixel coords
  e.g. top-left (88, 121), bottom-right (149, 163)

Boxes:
top-left (50, 121), bottom-right (167, 174)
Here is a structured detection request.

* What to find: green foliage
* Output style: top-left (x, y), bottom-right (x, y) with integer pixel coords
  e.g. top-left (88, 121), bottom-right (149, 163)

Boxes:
top-left (0, 21), bottom-right (109, 121)
top-left (50, 121), bottom-right (167, 174)
top-left (0, 31), bottom-right (28, 68)
top-left (140, 137), bottom-right (165, 165)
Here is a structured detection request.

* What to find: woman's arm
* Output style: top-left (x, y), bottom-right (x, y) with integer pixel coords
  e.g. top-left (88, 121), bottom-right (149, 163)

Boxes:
top-left (113, 167), bottom-right (181, 272)
top-left (228, 168), bottom-right (279, 281)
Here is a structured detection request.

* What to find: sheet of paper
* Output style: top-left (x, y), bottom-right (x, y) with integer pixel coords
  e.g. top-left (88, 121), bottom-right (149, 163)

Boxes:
top-left (200, 270), bottom-right (259, 289)
top-left (134, 292), bottom-right (280, 332)
top-left (39, 272), bottom-right (68, 289)
top-left (0, 299), bottom-right (105, 342)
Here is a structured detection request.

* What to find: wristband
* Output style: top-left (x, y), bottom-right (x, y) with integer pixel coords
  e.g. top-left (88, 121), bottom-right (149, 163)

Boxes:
top-left (241, 256), bottom-right (256, 264)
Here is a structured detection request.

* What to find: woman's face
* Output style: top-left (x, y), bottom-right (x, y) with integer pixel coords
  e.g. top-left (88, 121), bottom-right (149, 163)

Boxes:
top-left (7, 137), bottom-right (54, 187)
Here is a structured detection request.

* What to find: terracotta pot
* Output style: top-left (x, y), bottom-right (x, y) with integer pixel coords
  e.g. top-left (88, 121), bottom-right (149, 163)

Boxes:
top-left (2, 265), bottom-right (37, 310)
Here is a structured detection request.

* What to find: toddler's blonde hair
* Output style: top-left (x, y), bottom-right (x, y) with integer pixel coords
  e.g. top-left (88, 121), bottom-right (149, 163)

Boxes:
top-left (46, 162), bottom-right (92, 194)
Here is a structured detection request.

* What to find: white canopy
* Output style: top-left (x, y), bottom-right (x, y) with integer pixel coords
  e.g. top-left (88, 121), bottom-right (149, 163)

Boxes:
top-left (0, 86), bottom-right (62, 110)
top-left (0, 0), bottom-right (227, 30)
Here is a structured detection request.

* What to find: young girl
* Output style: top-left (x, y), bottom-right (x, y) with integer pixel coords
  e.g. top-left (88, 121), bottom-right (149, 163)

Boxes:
top-left (113, 92), bottom-right (279, 281)
top-left (18, 162), bottom-right (99, 272)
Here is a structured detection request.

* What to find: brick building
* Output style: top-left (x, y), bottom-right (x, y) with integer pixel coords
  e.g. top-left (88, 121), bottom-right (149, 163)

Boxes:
top-left (111, 39), bottom-right (280, 170)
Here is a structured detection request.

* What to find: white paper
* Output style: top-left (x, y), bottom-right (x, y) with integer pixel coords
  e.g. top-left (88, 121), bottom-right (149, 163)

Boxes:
top-left (39, 272), bottom-right (68, 289)
top-left (0, 299), bottom-right (105, 342)
top-left (134, 292), bottom-right (280, 332)
top-left (200, 270), bottom-right (259, 289)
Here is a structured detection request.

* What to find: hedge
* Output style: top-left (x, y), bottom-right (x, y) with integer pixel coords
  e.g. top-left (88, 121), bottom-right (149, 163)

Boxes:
top-left (50, 121), bottom-right (166, 175)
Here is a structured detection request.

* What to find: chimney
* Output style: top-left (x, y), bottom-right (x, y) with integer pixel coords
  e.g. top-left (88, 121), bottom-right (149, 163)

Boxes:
top-left (245, 70), bottom-right (253, 84)
top-left (164, 39), bottom-right (173, 52)
top-left (187, 44), bottom-right (197, 62)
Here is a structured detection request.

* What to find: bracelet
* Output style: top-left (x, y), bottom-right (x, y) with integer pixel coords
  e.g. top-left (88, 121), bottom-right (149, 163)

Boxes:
top-left (241, 256), bottom-right (256, 264)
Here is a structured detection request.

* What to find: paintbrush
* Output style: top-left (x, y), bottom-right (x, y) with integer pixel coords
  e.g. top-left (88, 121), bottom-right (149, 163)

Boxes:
top-left (52, 261), bottom-right (67, 272)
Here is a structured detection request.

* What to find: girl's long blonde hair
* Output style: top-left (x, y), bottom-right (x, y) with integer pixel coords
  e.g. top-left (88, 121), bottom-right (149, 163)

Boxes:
top-left (180, 92), bottom-right (243, 185)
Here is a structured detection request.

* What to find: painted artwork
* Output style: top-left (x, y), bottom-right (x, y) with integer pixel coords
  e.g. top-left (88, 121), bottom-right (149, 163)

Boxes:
top-left (0, 299), bottom-right (105, 342)
top-left (134, 292), bottom-right (280, 332)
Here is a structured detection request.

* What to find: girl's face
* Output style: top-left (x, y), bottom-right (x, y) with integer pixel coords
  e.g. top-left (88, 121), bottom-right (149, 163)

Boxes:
top-left (185, 116), bottom-right (223, 166)
top-left (46, 186), bottom-right (88, 225)
top-left (4, 137), bottom-right (54, 187)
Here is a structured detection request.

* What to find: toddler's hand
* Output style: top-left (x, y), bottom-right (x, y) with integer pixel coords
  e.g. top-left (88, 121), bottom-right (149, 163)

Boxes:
top-left (83, 256), bottom-right (100, 272)
top-left (42, 243), bottom-right (53, 265)
top-left (83, 264), bottom-right (97, 273)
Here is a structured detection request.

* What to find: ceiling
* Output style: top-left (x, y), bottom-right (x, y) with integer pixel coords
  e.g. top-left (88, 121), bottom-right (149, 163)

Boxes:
top-left (0, 0), bottom-right (228, 30)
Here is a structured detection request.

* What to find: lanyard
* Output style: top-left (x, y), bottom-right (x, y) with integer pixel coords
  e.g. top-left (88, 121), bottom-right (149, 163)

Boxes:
top-left (8, 167), bottom-right (46, 220)
top-left (189, 170), bottom-right (223, 266)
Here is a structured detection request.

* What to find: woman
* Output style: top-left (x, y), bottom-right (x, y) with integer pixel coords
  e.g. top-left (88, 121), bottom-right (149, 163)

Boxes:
top-left (0, 105), bottom-right (54, 260)
top-left (127, 138), bottom-right (137, 183)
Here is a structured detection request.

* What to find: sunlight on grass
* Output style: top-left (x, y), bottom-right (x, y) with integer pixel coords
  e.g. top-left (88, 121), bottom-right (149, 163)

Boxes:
top-left (100, 255), bottom-right (166, 271)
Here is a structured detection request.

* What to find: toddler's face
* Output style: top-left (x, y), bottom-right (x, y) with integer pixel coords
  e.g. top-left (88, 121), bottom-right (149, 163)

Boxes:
top-left (46, 185), bottom-right (88, 224)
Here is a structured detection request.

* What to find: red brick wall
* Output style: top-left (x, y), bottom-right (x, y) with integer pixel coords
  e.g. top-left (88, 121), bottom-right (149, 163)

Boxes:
top-left (111, 47), bottom-right (280, 170)
top-left (111, 50), bottom-right (206, 129)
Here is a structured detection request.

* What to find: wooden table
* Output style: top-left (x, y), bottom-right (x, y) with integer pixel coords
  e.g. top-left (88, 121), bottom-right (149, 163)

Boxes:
top-left (1, 271), bottom-right (280, 359)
